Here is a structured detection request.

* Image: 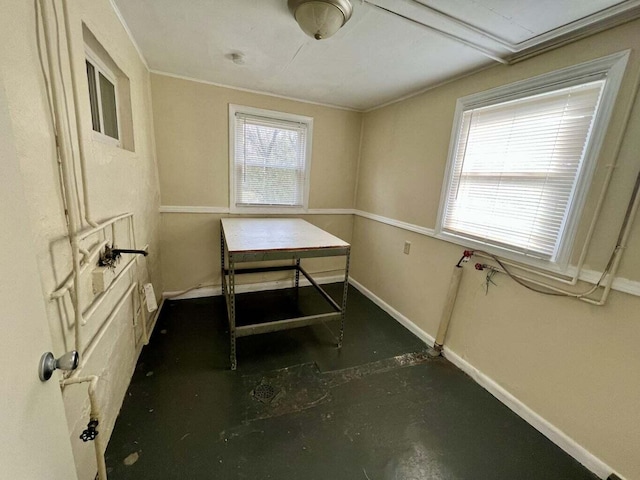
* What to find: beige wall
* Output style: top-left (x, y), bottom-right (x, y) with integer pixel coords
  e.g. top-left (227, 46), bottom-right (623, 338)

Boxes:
top-left (351, 20), bottom-right (640, 479)
top-left (152, 73), bottom-right (361, 291)
top-left (0, 1), bottom-right (162, 478)
top-left (4, 1), bottom-right (635, 477)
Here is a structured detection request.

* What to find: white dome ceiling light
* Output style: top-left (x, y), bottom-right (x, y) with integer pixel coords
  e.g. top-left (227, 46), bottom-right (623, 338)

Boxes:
top-left (288, 0), bottom-right (353, 40)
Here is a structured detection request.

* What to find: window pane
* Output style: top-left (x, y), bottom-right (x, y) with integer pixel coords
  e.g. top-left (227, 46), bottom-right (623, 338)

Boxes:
top-left (85, 61), bottom-right (100, 133)
top-left (99, 72), bottom-right (118, 140)
top-left (442, 80), bottom-right (605, 260)
top-left (234, 113), bottom-right (308, 207)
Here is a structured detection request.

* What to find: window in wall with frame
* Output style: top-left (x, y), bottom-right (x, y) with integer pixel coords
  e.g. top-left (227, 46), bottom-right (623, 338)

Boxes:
top-left (82, 24), bottom-right (135, 152)
top-left (229, 105), bottom-right (313, 212)
top-left (85, 49), bottom-right (120, 144)
top-left (436, 52), bottom-right (628, 270)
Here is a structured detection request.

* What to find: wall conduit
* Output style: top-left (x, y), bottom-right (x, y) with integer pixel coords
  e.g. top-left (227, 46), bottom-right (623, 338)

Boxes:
top-left (38, 0), bottom-right (84, 353)
top-left (60, 376), bottom-right (107, 480)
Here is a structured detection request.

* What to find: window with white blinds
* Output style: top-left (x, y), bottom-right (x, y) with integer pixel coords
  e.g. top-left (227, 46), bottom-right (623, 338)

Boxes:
top-left (437, 53), bottom-right (629, 267)
top-left (230, 106), bottom-right (312, 210)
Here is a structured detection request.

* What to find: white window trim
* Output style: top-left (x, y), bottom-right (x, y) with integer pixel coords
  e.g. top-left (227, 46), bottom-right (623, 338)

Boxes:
top-left (435, 50), bottom-right (630, 273)
top-left (228, 104), bottom-right (313, 214)
top-left (85, 45), bottom-right (121, 147)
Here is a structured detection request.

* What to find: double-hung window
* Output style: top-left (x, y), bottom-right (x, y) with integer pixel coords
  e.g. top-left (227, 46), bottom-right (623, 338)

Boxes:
top-left (436, 52), bottom-right (628, 270)
top-left (229, 105), bottom-right (313, 212)
top-left (85, 48), bottom-right (119, 144)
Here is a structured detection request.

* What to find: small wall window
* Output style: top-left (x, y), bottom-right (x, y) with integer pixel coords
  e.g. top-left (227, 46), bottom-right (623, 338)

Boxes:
top-left (85, 52), bottom-right (119, 142)
top-left (82, 25), bottom-right (135, 152)
top-left (436, 52), bottom-right (628, 271)
top-left (229, 105), bottom-right (313, 212)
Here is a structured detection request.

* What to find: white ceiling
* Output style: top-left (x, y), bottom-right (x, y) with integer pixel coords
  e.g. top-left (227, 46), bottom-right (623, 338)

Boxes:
top-left (112, 0), bottom-right (640, 110)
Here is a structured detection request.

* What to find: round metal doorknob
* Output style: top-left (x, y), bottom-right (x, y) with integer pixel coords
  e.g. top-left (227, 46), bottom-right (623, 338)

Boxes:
top-left (38, 351), bottom-right (79, 381)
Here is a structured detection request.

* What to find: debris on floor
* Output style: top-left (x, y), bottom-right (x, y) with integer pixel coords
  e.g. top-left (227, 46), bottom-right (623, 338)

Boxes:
top-left (123, 452), bottom-right (139, 466)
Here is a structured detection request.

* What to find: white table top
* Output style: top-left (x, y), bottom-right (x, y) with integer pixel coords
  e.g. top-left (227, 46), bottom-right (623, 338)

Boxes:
top-left (221, 218), bottom-right (350, 253)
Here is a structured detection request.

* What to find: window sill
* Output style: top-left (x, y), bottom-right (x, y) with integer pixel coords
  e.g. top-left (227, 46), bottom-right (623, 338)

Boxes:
top-left (434, 230), bottom-right (571, 276)
top-left (91, 130), bottom-right (121, 148)
top-left (229, 206), bottom-right (309, 215)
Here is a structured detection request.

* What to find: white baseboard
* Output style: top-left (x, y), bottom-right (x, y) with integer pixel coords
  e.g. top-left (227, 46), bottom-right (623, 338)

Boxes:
top-left (163, 274), bottom-right (345, 301)
top-left (442, 348), bottom-right (616, 479)
top-left (348, 277), bottom-right (618, 480)
top-left (348, 277), bottom-right (436, 346)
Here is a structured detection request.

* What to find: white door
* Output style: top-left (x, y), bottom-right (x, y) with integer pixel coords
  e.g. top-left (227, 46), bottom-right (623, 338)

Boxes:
top-left (0, 82), bottom-right (78, 478)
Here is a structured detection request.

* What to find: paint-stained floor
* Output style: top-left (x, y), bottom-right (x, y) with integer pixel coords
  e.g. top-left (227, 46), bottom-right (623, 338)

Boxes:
top-left (105, 284), bottom-right (598, 479)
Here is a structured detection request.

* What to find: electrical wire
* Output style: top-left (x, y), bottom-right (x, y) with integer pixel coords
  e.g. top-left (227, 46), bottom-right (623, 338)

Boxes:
top-left (475, 251), bottom-right (571, 296)
top-left (484, 268), bottom-right (497, 295)
top-left (471, 249), bottom-right (615, 298)
top-left (164, 282), bottom-right (217, 300)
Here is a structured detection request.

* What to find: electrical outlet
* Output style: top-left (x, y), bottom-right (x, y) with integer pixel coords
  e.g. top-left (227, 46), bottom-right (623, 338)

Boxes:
top-left (404, 241), bottom-right (411, 255)
top-left (143, 283), bottom-right (158, 312)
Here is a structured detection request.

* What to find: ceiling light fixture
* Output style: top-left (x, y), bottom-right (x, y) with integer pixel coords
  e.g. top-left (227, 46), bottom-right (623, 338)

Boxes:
top-left (288, 0), bottom-right (353, 40)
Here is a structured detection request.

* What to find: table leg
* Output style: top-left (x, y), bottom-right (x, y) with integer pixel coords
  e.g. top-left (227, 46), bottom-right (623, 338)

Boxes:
top-left (339, 248), bottom-right (350, 348)
top-left (220, 228), bottom-right (226, 296)
top-left (229, 254), bottom-right (237, 370)
top-left (295, 258), bottom-right (301, 289)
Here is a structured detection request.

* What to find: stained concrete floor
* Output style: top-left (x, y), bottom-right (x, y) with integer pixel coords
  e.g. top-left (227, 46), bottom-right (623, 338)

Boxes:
top-left (105, 284), bottom-right (598, 480)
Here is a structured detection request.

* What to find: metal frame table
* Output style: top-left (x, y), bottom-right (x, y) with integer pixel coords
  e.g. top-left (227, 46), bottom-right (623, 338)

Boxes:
top-left (220, 218), bottom-right (351, 370)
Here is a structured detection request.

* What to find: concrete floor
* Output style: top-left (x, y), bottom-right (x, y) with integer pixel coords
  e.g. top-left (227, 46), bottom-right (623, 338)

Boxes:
top-left (105, 284), bottom-right (598, 479)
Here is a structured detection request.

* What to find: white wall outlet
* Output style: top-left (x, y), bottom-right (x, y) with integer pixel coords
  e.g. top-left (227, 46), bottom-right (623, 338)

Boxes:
top-left (404, 241), bottom-right (411, 255)
top-left (143, 283), bottom-right (158, 312)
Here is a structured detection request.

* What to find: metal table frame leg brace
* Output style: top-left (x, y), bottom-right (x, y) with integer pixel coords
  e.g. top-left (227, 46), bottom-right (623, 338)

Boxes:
top-left (221, 227), bottom-right (350, 371)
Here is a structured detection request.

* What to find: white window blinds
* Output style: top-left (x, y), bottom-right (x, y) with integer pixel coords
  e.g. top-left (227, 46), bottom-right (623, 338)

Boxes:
top-left (233, 112), bottom-right (309, 207)
top-left (441, 79), bottom-right (605, 261)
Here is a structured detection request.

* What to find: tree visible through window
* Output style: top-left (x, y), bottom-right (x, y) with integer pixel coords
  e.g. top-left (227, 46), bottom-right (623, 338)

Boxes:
top-left (231, 106), bottom-right (312, 210)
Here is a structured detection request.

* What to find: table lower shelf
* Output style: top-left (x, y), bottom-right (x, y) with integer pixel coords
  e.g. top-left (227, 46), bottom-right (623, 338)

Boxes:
top-left (235, 311), bottom-right (341, 337)
top-left (221, 239), bottom-right (350, 370)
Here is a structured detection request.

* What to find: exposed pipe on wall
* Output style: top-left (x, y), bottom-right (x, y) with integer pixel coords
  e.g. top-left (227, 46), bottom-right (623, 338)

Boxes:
top-left (428, 263), bottom-right (464, 356)
top-left (77, 212), bottom-right (134, 241)
top-left (470, 166), bottom-right (640, 305)
top-left (62, 282), bottom-right (160, 479)
top-left (51, 239), bottom-right (109, 299)
top-left (582, 169), bottom-right (640, 305)
top-left (61, 0), bottom-right (99, 229)
top-left (50, 0), bottom-right (86, 229)
top-left (77, 283), bottom-right (136, 371)
top-left (38, 0), bottom-right (85, 353)
top-left (82, 258), bottom-right (136, 323)
top-left (60, 376), bottom-right (107, 480)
